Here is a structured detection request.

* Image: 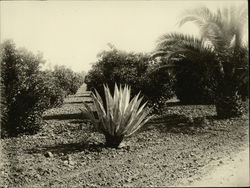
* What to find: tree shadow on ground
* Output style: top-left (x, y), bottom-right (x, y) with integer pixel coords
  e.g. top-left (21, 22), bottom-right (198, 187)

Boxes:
top-left (43, 113), bottom-right (83, 120)
top-left (64, 101), bottom-right (93, 104)
top-left (165, 101), bottom-right (182, 107)
top-left (64, 101), bottom-right (84, 104)
top-left (70, 95), bottom-right (91, 98)
top-left (144, 114), bottom-right (236, 135)
top-left (70, 119), bottom-right (86, 124)
top-left (26, 141), bottom-right (105, 155)
top-left (142, 114), bottom-right (206, 134)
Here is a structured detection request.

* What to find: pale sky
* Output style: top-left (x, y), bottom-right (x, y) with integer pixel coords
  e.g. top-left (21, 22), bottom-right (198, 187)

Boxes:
top-left (0, 0), bottom-right (247, 72)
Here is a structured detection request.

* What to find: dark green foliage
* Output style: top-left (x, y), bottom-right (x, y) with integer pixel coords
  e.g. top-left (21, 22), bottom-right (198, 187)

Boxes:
top-left (5, 72), bottom-right (65, 136)
top-left (214, 48), bottom-right (249, 118)
top-left (177, 6), bottom-right (248, 118)
top-left (52, 65), bottom-right (85, 96)
top-left (0, 79), bottom-right (8, 137)
top-left (154, 33), bottom-right (219, 105)
top-left (141, 64), bottom-right (175, 113)
top-left (85, 48), bottom-right (149, 98)
top-left (85, 48), bottom-right (149, 95)
top-left (0, 40), bottom-right (64, 137)
top-left (84, 48), bottom-right (175, 113)
top-left (215, 92), bottom-right (244, 119)
top-left (174, 58), bottom-right (218, 104)
top-left (39, 71), bottom-right (66, 108)
top-left (154, 6), bottom-right (248, 118)
top-left (239, 80), bottom-right (249, 101)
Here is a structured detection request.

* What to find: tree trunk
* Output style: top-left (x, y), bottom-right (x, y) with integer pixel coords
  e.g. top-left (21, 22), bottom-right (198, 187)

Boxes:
top-left (104, 134), bottom-right (124, 148)
top-left (215, 80), bottom-right (244, 119)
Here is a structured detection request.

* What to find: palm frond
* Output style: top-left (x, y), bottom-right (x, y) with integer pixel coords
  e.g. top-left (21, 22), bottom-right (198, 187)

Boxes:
top-left (154, 32), bottom-right (214, 61)
top-left (179, 6), bottom-right (216, 28)
top-left (179, 5), bottom-right (248, 51)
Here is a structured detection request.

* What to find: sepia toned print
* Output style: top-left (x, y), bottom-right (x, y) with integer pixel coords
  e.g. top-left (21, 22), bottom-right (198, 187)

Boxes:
top-left (0, 0), bottom-right (249, 187)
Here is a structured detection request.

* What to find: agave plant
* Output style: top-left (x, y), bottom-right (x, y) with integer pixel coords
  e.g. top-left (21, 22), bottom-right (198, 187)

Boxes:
top-left (82, 84), bottom-right (152, 148)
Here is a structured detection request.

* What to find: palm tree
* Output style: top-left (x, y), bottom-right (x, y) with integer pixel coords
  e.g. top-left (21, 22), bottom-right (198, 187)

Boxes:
top-left (154, 5), bottom-right (248, 118)
top-left (153, 33), bottom-right (219, 104)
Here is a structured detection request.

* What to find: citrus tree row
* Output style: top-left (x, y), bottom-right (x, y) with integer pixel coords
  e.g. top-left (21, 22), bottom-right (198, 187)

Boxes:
top-left (0, 40), bottom-right (85, 137)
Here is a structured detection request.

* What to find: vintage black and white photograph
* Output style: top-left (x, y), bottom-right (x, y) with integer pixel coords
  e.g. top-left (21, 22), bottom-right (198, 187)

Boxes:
top-left (0, 0), bottom-right (249, 187)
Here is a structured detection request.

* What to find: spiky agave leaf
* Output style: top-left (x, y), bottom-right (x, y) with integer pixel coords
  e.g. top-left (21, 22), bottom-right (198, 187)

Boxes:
top-left (116, 92), bottom-right (144, 135)
top-left (82, 84), bottom-right (152, 138)
top-left (122, 102), bottom-right (152, 137)
top-left (112, 84), bottom-right (130, 134)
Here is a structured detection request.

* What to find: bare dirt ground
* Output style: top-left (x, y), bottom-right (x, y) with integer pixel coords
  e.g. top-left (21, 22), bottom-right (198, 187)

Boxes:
top-left (0, 85), bottom-right (249, 187)
top-left (180, 147), bottom-right (249, 187)
top-left (190, 147), bottom-right (249, 187)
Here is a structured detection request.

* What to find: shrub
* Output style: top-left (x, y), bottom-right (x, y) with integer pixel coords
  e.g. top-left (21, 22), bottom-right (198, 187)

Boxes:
top-left (0, 40), bottom-right (64, 137)
top-left (0, 79), bottom-right (8, 137)
top-left (85, 48), bottom-right (174, 113)
top-left (82, 84), bottom-right (152, 148)
top-left (85, 48), bottom-right (149, 96)
top-left (40, 71), bottom-right (66, 108)
top-left (52, 65), bottom-right (85, 96)
top-left (141, 63), bottom-right (175, 113)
